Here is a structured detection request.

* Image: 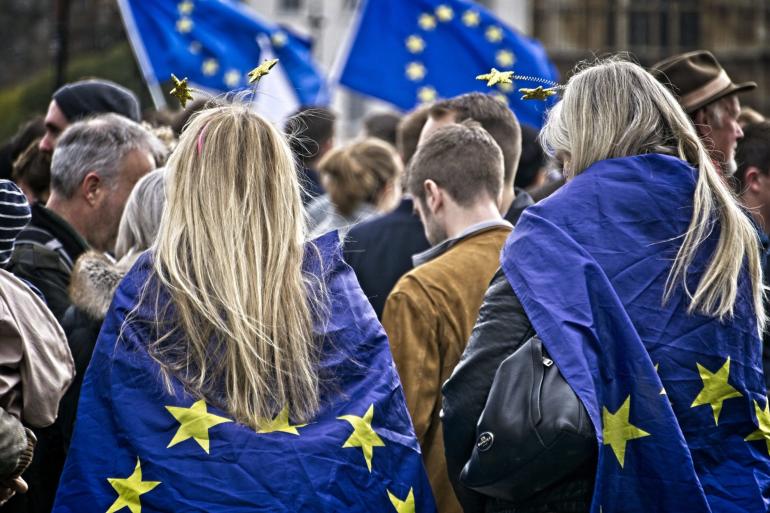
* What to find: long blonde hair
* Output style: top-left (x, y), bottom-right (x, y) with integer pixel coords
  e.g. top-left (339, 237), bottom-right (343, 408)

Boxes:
top-left (540, 57), bottom-right (765, 328)
top-left (151, 103), bottom-right (321, 428)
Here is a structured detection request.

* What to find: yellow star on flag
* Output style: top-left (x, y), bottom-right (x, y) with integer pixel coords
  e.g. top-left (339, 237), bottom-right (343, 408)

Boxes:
top-left (476, 68), bottom-right (514, 87)
top-left (435, 5), bottom-right (453, 22)
top-left (491, 92), bottom-right (509, 105)
top-left (405, 35), bottom-right (425, 54)
top-left (271, 31), bottom-right (288, 48)
top-left (224, 69), bottom-right (241, 88)
top-left (745, 399), bottom-right (770, 454)
top-left (169, 74), bottom-right (194, 108)
top-left (602, 395), bottom-right (650, 468)
top-left (176, 17), bottom-right (193, 34)
top-left (417, 86), bottom-right (437, 104)
top-left (405, 62), bottom-right (426, 81)
top-left (248, 58), bottom-right (279, 84)
top-left (105, 458), bottom-right (161, 513)
top-left (165, 399), bottom-right (232, 454)
top-left (496, 49), bottom-right (515, 68)
top-left (498, 82), bottom-right (514, 93)
top-left (462, 10), bottom-right (480, 27)
top-left (201, 58), bottom-right (219, 76)
top-left (485, 25), bottom-right (503, 43)
top-left (257, 406), bottom-right (307, 435)
top-left (691, 356), bottom-right (742, 425)
top-left (339, 404), bottom-right (385, 472)
top-left (387, 488), bottom-right (415, 513)
top-left (418, 13), bottom-right (436, 30)
top-left (178, 0), bottom-right (193, 15)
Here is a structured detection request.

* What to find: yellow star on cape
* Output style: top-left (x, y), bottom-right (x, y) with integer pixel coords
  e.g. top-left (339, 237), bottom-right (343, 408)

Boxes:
top-left (476, 68), bottom-right (514, 87)
top-left (405, 35), bottom-right (425, 54)
top-left (654, 363), bottom-right (667, 395)
top-left (105, 458), bottom-right (160, 513)
top-left (257, 406), bottom-right (307, 435)
top-left (387, 488), bottom-right (415, 513)
top-left (691, 356), bottom-right (742, 425)
top-left (418, 13), bottom-right (436, 30)
top-left (169, 74), bottom-right (194, 108)
top-left (271, 31), bottom-right (288, 48)
top-left (417, 86), bottom-right (437, 104)
top-left (519, 86), bottom-right (558, 101)
top-left (176, 17), bottom-right (193, 34)
top-left (406, 62), bottom-right (426, 81)
top-left (166, 399), bottom-right (232, 454)
top-left (339, 404), bottom-right (385, 472)
top-left (202, 58), bottom-right (219, 76)
top-left (462, 10), bottom-right (480, 27)
top-left (602, 395), bottom-right (650, 468)
top-left (248, 58), bottom-right (279, 84)
top-left (435, 5), bottom-right (453, 22)
top-left (496, 49), bottom-right (515, 68)
top-left (485, 25), bottom-right (503, 42)
top-left (745, 399), bottom-right (770, 454)
top-left (178, 0), bottom-right (193, 15)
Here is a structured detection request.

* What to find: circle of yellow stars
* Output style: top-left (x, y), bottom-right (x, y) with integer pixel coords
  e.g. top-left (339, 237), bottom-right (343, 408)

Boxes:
top-left (404, 4), bottom-right (517, 105)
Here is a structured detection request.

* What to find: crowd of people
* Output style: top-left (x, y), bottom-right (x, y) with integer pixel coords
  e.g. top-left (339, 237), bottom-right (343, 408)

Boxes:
top-left (0, 48), bottom-right (768, 512)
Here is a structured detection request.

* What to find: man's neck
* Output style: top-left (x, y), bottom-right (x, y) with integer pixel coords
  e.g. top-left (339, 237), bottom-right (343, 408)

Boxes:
top-left (444, 201), bottom-right (504, 240)
top-left (499, 183), bottom-right (515, 216)
top-left (740, 194), bottom-right (768, 234)
top-left (45, 194), bottom-right (87, 240)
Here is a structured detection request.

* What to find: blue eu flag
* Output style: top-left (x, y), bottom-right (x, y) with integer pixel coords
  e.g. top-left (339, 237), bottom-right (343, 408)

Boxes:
top-left (502, 154), bottom-right (770, 512)
top-left (52, 233), bottom-right (436, 512)
top-left (338, 0), bottom-right (558, 128)
top-left (117, 0), bottom-right (328, 107)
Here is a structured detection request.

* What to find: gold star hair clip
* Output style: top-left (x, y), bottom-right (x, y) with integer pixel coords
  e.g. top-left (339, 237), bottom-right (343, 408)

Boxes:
top-left (248, 58), bottom-right (279, 85)
top-left (519, 86), bottom-right (559, 101)
top-left (170, 74), bottom-right (195, 108)
top-left (476, 68), bottom-right (514, 87)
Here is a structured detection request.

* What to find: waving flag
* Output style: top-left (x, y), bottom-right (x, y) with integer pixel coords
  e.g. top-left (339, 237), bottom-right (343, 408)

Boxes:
top-left (52, 233), bottom-right (435, 512)
top-left (502, 154), bottom-right (770, 512)
top-left (337, 0), bottom-right (558, 128)
top-left (117, 0), bottom-right (329, 120)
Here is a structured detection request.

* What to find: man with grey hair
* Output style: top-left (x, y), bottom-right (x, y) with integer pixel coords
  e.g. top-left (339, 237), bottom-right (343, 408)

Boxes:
top-left (10, 113), bottom-right (161, 321)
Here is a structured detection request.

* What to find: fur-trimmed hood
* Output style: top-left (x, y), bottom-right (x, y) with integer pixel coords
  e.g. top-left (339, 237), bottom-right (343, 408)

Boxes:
top-left (68, 251), bottom-right (137, 320)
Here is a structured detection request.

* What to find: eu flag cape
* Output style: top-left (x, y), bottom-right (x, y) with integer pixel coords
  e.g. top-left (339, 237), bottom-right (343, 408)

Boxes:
top-left (53, 232), bottom-right (435, 512)
top-left (502, 154), bottom-right (770, 512)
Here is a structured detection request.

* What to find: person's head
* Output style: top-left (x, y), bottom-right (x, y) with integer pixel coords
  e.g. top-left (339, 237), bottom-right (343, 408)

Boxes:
top-left (516, 125), bottom-right (547, 190)
top-left (151, 102), bottom-right (322, 429)
top-left (284, 106), bottom-right (336, 168)
top-left (735, 122), bottom-right (770, 231)
top-left (114, 168), bottom-right (167, 260)
top-left (40, 79), bottom-right (141, 153)
top-left (651, 51), bottom-right (755, 176)
top-left (396, 105), bottom-right (430, 166)
top-left (408, 120), bottom-right (503, 245)
top-left (318, 138), bottom-right (402, 217)
top-left (420, 92), bottom-right (521, 186)
top-left (12, 138), bottom-right (51, 203)
top-left (541, 56), bottom-right (764, 328)
top-left (49, 113), bottom-right (161, 252)
top-left (738, 107), bottom-right (765, 128)
top-left (363, 112), bottom-right (401, 147)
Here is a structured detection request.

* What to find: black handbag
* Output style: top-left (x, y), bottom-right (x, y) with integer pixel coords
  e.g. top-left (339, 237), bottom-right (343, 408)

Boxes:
top-left (459, 335), bottom-right (595, 502)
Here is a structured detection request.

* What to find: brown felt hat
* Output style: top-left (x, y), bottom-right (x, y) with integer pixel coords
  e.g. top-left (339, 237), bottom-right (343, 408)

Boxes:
top-left (650, 50), bottom-right (756, 114)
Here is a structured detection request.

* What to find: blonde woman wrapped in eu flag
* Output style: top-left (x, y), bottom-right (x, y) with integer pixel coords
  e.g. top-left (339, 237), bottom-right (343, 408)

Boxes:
top-left (52, 102), bottom-right (436, 512)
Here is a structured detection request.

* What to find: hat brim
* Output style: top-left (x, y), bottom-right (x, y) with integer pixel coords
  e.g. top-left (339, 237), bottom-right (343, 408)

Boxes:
top-left (686, 81), bottom-right (757, 114)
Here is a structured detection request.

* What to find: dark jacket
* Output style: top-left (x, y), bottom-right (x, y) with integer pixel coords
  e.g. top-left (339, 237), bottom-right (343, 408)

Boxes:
top-left (442, 269), bottom-right (595, 513)
top-left (503, 188), bottom-right (535, 225)
top-left (0, 408), bottom-right (34, 482)
top-left (8, 203), bottom-right (88, 321)
top-left (343, 197), bottom-right (430, 318)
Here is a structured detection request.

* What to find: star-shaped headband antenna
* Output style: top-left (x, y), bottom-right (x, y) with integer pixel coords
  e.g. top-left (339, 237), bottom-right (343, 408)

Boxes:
top-left (475, 68), bottom-right (514, 87)
top-left (476, 67), bottom-right (565, 101)
top-left (519, 86), bottom-right (559, 101)
top-left (248, 59), bottom-right (279, 85)
top-left (170, 74), bottom-right (195, 108)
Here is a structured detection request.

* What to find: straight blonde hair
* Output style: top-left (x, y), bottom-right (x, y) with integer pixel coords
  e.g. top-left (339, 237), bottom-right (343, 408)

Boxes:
top-left (150, 102), bottom-right (322, 428)
top-left (540, 57), bottom-right (765, 329)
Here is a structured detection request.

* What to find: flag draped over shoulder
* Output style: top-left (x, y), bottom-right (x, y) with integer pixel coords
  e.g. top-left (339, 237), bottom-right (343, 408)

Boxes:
top-left (337, 0), bottom-right (558, 128)
top-left (501, 153), bottom-right (770, 512)
top-left (52, 232), bottom-right (435, 513)
top-left (117, 0), bottom-right (328, 113)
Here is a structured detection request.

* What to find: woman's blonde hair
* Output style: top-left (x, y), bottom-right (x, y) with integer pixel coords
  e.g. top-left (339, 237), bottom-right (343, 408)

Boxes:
top-left (318, 137), bottom-right (401, 217)
top-left (150, 102), bottom-right (322, 428)
top-left (114, 167), bottom-right (166, 260)
top-left (540, 57), bottom-right (765, 328)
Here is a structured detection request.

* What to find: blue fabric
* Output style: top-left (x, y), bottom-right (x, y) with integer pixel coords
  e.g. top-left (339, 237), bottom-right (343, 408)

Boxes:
top-left (501, 154), bottom-right (770, 512)
top-left (120, 0), bottom-right (328, 104)
top-left (52, 232), bottom-right (435, 512)
top-left (338, 0), bottom-right (558, 128)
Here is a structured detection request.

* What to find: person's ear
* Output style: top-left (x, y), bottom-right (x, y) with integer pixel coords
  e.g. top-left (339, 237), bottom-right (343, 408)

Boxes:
top-left (693, 109), bottom-right (710, 137)
top-left (744, 166), bottom-right (764, 194)
top-left (81, 172), bottom-right (102, 207)
top-left (424, 179), bottom-right (442, 214)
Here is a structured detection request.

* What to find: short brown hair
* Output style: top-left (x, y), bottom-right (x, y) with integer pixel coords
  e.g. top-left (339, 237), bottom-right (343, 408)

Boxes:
top-left (319, 137), bottom-right (401, 216)
top-left (396, 105), bottom-right (430, 165)
top-left (430, 92), bottom-right (521, 184)
top-left (12, 138), bottom-right (51, 201)
top-left (408, 121), bottom-right (503, 207)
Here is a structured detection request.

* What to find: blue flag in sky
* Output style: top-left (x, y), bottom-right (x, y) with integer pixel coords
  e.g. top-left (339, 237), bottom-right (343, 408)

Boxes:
top-left (52, 233), bottom-right (436, 512)
top-left (337, 0), bottom-right (558, 128)
top-left (117, 0), bottom-right (328, 116)
top-left (502, 154), bottom-right (770, 512)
